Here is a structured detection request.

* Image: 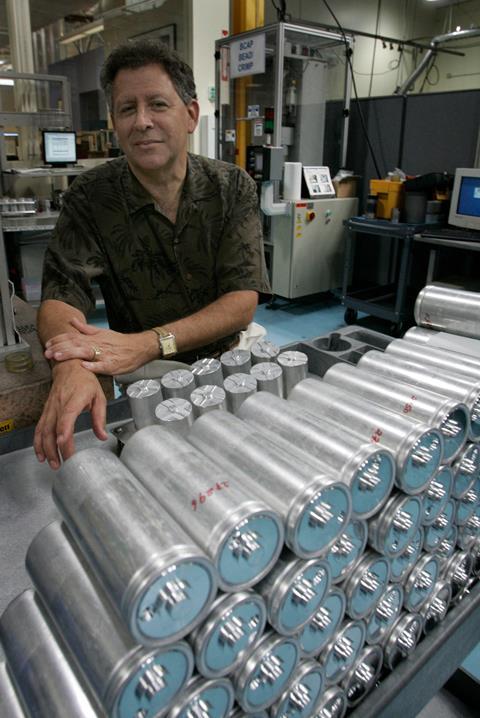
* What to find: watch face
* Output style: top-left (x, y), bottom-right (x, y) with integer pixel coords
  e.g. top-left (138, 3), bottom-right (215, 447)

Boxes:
top-left (161, 335), bottom-right (177, 356)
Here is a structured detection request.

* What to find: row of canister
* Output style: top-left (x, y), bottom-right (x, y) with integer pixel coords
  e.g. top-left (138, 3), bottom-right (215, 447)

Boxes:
top-left (0, 197), bottom-right (36, 214)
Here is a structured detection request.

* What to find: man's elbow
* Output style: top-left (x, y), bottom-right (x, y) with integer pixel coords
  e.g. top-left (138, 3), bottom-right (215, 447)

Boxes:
top-left (239, 290), bottom-right (259, 327)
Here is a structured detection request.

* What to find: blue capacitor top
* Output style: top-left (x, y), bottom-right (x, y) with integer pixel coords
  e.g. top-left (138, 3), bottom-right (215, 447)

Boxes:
top-left (274, 560), bottom-right (331, 635)
top-left (326, 520), bottom-right (368, 583)
top-left (439, 406), bottom-right (469, 463)
top-left (346, 556), bottom-right (391, 620)
top-left (452, 443), bottom-right (480, 499)
top-left (293, 484), bottom-right (351, 557)
top-left (404, 556), bottom-right (439, 611)
top-left (323, 621), bottom-right (366, 685)
top-left (239, 637), bottom-right (300, 712)
top-left (299, 588), bottom-right (346, 657)
top-left (383, 496), bottom-right (422, 556)
top-left (350, 452), bottom-right (395, 518)
top-left (273, 662), bottom-right (325, 718)
top-left (390, 528), bottom-right (424, 582)
top-left (424, 498), bottom-right (455, 552)
top-left (399, 429), bottom-right (443, 494)
top-left (366, 584), bottom-right (404, 644)
top-left (422, 467), bottom-right (452, 525)
top-left (174, 679), bottom-right (234, 718)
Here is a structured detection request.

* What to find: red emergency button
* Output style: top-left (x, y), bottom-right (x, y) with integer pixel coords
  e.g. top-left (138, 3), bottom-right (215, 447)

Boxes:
top-left (306, 211), bottom-right (316, 222)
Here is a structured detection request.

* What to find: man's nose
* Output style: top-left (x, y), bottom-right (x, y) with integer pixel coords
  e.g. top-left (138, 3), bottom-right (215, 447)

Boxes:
top-left (134, 105), bottom-right (154, 130)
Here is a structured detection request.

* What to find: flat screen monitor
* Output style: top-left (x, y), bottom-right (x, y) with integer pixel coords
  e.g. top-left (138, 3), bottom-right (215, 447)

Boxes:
top-left (448, 167), bottom-right (480, 231)
top-left (42, 130), bottom-right (77, 166)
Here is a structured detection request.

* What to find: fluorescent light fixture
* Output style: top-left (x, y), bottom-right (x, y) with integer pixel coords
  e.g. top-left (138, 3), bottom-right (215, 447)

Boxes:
top-left (0, 78), bottom-right (14, 86)
top-left (124, 0), bottom-right (167, 12)
top-left (3, 132), bottom-right (19, 136)
top-left (59, 18), bottom-right (104, 45)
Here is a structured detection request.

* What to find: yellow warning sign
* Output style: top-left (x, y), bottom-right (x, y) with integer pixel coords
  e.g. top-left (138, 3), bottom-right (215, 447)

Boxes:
top-left (0, 418), bottom-right (14, 434)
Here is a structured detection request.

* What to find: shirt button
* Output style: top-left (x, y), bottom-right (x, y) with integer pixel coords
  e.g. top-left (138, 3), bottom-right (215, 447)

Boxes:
top-left (185, 272), bottom-right (193, 281)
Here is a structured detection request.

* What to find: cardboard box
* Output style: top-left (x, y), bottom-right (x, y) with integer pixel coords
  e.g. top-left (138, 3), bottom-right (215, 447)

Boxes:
top-left (334, 175), bottom-right (360, 198)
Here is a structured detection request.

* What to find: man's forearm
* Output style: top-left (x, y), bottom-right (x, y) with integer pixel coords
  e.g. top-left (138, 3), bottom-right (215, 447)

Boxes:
top-left (37, 299), bottom-right (87, 346)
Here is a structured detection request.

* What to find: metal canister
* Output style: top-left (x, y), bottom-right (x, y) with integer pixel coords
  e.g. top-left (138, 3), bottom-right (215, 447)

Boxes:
top-left (454, 488), bottom-right (479, 526)
top-left (434, 524), bottom-right (458, 560)
top-left (452, 443), bottom-right (480, 499)
top-left (382, 612), bottom-right (423, 670)
top-left (368, 493), bottom-right (423, 558)
top-left (325, 519), bottom-right (368, 584)
top-left (277, 351), bottom-right (309, 397)
top-left (126, 379), bottom-right (162, 429)
top-left (418, 580), bottom-right (452, 634)
top-left (238, 392), bottom-right (395, 519)
top-left (404, 325), bottom-right (480, 357)
top-left (221, 349), bottom-right (252, 377)
top-left (168, 676), bottom-right (234, 718)
top-left (251, 339), bottom-right (280, 364)
top-left (160, 369), bottom-right (195, 400)
top-left (422, 467), bottom-right (452, 526)
top-left (468, 537), bottom-right (480, 576)
top-left (250, 362), bottom-right (284, 397)
top-left (414, 284), bottom-right (480, 338)
top-left (441, 550), bottom-right (473, 601)
top-left (25, 523), bottom-right (195, 718)
top-left (224, 373), bottom-right (257, 413)
top-left (343, 551), bottom-right (391, 620)
top-left (269, 659), bottom-right (325, 718)
top-left (365, 584), bottom-right (404, 645)
top-left (290, 378), bottom-right (444, 495)
top-left (0, 660), bottom-right (29, 717)
top-left (457, 507), bottom-right (480, 549)
top-left (323, 362), bottom-right (469, 464)
top-left (424, 499), bottom-right (455, 552)
top-left (403, 553), bottom-right (440, 611)
top-left (53, 449), bottom-right (217, 645)
top-left (192, 358), bottom-right (224, 386)
top-left (229, 709), bottom-right (267, 718)
top-left (310, 686), bottom-right (347, 718)
top-left (233, 631), bottom-right (300, 712)
top-left (122, 425), bottom-right (284, 591)
top-left (190, 592), bottom-right (267, 679)
top-left (358, 350), bottom-right (480, 442)
top-left (386, 337), bottom-right (480, 382)
top-left (298, 588), bottom-right (346, 658)
top-left (188, 410), bottom-right (351, 559)
top-left (255, 551), bottom-right (331, 636)
top-left (390, 528), bottom-right (424, 583)
top-left (0, 590), bottom-right (101, 718)
top-left (341, 644), bottom-right (383, 708)
top-left (190, 385), bottom-right (227, 418)
top-left (319, 619), bottom-right (366, 686)
top-left (155, 397), bottom-right (193, 435)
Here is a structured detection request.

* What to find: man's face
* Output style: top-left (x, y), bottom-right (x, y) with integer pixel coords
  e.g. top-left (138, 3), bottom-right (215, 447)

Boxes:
top-left (111, 63), bottom-right (199, 176)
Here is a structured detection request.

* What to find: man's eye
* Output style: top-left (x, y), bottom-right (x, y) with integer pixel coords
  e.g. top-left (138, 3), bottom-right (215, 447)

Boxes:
top-left (152, 101), bottom-right (168, 110)
top-left (118, 105), bottom-right (135, 115)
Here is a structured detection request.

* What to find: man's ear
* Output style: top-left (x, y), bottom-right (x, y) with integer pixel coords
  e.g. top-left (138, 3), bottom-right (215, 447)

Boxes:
top-left (187, 99), bottom-right (200, 134)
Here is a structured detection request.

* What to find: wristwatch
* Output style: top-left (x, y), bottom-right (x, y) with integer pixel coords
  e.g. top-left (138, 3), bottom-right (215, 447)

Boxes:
top-left (151, 327), bottom-right (177, 358)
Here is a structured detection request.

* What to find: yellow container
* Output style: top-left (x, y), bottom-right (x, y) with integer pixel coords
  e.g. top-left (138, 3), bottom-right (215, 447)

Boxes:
top-left (369, 179), bottom-right (404, 219)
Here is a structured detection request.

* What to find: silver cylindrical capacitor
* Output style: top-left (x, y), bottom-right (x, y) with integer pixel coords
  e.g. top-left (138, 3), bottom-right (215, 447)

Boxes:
top-left (404, 325), bottom-right (480, 358)
top-left (452, 443), bottom-right (480, 499)
top-left (414, 284), bottom-right (480, 338)
top-left (126, 379), bottom-right (162, 429)
top-left (250, 361), bottom-right (284, 397)
top-left (155, 397), bottom-right (193, 436)
top-left (290, 378), bottom-right (444, 495)
top-left (434, 524), bottom-right (458, 560)
top-left (224, 373), bottom-right (257, 413)
top-left (454, 486), bottom-right (479, 525)
top-left (423, 499), bottom-right (455, 552)
top-left (160, 369), bottom-right (195, 400)
top-left (122, 425), bottom-right (284, 591)
top-left (251, 339), bottom-right (280, 364)
top-left (358, 350), bottom-right (480, 442)
top-left (188, 410), bottom-right (351, 559)
top-left (422, 467), bottom-right (452, 526)
top-left (298, 587), bottom-right (346, 658)
top-left (441, 550), bottom-right (473, 601)
top-left (319, 619), bottom-right (366, 686)
top-left (390, 528), bottom-right (424, 583)
top-left (368, 493), bottom-right (423, 558)
top-left (341, 644), bottom-right (383, 708)
top-left (53, 449), bottom-right (217, 646)
top-left (221, 349), bottom-right (252, 376)
top-left (382, 612), bottom-right (423, 670)
top-left (190, 385), bottom-right (227, 418)
top-left (343, 550), bottom-right (391, 620)
top-left (238, 392), bottom-right (395, 519)
top-left (25, 523), bottom-right (195, 718)
top-left (386, 337), bottom-right (480, 382)
top-left (229, 709), bottom-right (268, 718)
top-left (168, 675), bottom-right (235, 718)
top-left (233, 631), bottom-right (300, 713)
top-left (0, 661), bottom-right (26, 717)
top-left (254, 551), bottom-right (331, 636)
top-left (403, 553), bottom-right (440, 611)
top-left (323, 362), bottom-right (469, 464)
top-left (192, 358), bottom-right (224, 386)
top-left (0, 590), bottom-right (101, 718)
top-left (365, 584), bottom-right (404, 645)
top-left (277, 350), bottom-right (308, 397)
top-left (457, 506), bottom-right (480, 549)
top-left (310, 686), bottom-right (347, 718)
top-left (190, 591), bottom-right (267, 679)
top-left (270, 659), bottom-right (325, 718)
top-left (468, 537), bottom-right (480, 576)
top-left (325, 519), bottom-right (368, 584)
top-left (418, 580), bottom-right (452, 634)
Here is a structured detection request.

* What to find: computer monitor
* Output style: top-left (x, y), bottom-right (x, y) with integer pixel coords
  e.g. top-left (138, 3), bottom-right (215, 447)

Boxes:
top-left (42, 130), bottom-right (77, 167)
top-left (448, 167), bottom-right (480, 231)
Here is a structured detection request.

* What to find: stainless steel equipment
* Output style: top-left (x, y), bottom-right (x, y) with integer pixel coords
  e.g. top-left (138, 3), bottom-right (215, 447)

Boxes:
top-left (154, 397), bottom-right (193, 435)
top-left (126, 379), bottom-right (162, 429)
top-left (224, 373), bottom-right (258, 413)
top-left (250, 362), bottom-right (284, 397)
top-left (404, 326), bottom-right (480, 358)
top-left (190, 385), bottom-right (227, 417)
top-left (325, 520), bottom-right (368, 584)
top-left (277, 351), bottom-right (308, 397)
top-left (298, 587), bottom-right (346, 658)
top-left (53, 448), bottom-right (217, 646)
top-left (418, 580), bottom-right (452, 634)
top-left (121, 426), bottom-right (284, 591)
top-left (319, 619), bottom-right (366, 686)
top-left (414, 285), bottom-right (480, 338)
top-left (25, 523), bottom-right (195, 718)
top-left (385, 338), bottom-right (480, 382)
top-left (365, 584), bottom-right (404, 645)
top-left (160, 369), bottom-right (195, 400)
top-left (323, 363), bottom-right (469, 464)
top-left (270, 659), bottom-right (325, 718)
top-left (422, 467), bottom-right (452, 526)
top-left (343, 551), bottom-right (391, 620)
top-left (390, 528), bottom-right (424, 583)
top-left (251, 340), bottom-right (280, 364)
top-left (237, 392), bottom-right (395, 519)
top-left (0, 661), bottom-right (26, 717)
top-left (168, 675), bottom-right (235, 718)
top-left (382, 613), bottom-right (423, 670)
top-left (221, 349), bottom-right (252, 376)
top-left (190, 591), bottom-right (267, 679)
top-left (289, 378), bottom-right (444, 495)
top-left (341, 644), bottom-right (383, 708)
top-left (403, 554), bottom-right (440, 612)
top-left (192, 358), bottom-right (224, 386)
top-left (0, 590), bottom-right (101, 718)
top-left (424, 499), bottom-right (456, 553)
top-left (188, 410), bottom-right (352, 559)
top-left (368, 493), bottom-right (423, 558)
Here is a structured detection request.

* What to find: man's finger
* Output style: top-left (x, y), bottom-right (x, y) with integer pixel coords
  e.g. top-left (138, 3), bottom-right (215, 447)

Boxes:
top-left (70, 317), bottom-right (98, 335)
top-left (91, 393), bottom-right (108, 441)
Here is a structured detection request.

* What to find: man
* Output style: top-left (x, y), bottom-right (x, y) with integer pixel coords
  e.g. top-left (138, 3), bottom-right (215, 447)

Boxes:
top-left (35, 39), bottom-right (270, 469)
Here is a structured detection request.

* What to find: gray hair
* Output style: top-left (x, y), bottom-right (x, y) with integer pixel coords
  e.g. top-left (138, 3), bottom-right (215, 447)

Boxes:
top-left (100, 38), bottom-right (197, 110)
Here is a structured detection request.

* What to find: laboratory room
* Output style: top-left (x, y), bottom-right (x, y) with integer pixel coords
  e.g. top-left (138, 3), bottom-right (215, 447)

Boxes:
top-left (1, 0), bottom-right (480, 716)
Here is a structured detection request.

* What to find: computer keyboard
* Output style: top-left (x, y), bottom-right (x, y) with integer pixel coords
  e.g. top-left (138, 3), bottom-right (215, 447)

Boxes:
top-left (421, 226), bottom-right (480, 242)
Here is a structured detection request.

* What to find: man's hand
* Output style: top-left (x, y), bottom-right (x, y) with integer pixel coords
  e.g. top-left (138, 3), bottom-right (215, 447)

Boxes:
top-left (33, 361), bottom-right (108, 470)
top-left (44, 317), bottom-right (157, 376)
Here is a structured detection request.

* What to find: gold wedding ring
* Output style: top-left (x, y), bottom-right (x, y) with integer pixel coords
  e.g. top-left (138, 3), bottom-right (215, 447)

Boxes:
top-left (91, 345), bottom-right (102, 362)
